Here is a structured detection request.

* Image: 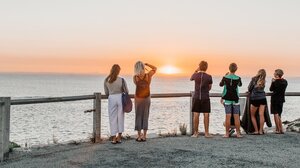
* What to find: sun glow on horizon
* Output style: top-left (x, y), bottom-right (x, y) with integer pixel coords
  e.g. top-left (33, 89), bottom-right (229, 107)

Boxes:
top-left (158, 65), bottom-right (181, 75)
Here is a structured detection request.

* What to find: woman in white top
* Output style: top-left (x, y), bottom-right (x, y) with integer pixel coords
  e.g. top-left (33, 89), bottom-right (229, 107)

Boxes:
top-left (104, 64), bottom-right (129, 144)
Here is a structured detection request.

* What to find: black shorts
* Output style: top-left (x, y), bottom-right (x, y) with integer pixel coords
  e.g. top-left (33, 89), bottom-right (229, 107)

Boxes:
top-left (192, 99), bottom-right (211, 113)
top-left (250, 98), bottom-right (267, 107)
top-left (271, 102), bottom-right (283, 117)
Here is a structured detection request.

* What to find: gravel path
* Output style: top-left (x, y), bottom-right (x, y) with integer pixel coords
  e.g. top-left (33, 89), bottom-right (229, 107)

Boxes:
top-left (1, 132), bottom-right (300, 168)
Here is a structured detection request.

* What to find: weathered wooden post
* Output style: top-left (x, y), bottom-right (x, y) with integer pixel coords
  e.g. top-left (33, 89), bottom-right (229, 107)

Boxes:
top-left (190, 91), bottom-right (194, 135)
top-left (0, 97), bottom-right (11, 162)
top-left (239, 97), bottom-right (246, 116)
top-left (93, 93), bottom-right (101, 143)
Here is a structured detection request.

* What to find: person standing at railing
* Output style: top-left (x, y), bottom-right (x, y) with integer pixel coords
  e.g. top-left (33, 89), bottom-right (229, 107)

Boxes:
top-left (190, 61), bottom-right (212, 138)
top-left (248, 69), bottom-right (267, 135)
top-left (220, 63), bottom-right (243, 138)
top-left (270, 69), bottom-right (288, 134)
top-left (133, 61), bottom-right (157, 142)
top-left (104, 64), bottom-right (129, 144)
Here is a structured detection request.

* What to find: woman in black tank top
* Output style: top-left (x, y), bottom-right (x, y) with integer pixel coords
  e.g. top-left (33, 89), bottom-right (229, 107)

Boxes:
top-left (133, 61), bottom-right (157, 142)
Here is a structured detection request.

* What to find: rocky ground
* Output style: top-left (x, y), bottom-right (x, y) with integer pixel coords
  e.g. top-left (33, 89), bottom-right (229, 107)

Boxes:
top-left (284, 118), bottom-right (300, 133)
top-left (1, 132), bottom-right (300, 168)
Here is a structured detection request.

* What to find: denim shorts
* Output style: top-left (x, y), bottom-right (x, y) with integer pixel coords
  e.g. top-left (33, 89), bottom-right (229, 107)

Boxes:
top-left (224, 104), bottom-right (240, 115)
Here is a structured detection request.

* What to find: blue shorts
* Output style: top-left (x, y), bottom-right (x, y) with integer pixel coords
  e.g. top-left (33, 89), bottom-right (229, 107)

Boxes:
top-left (224, 104), bottom-right (240, 115)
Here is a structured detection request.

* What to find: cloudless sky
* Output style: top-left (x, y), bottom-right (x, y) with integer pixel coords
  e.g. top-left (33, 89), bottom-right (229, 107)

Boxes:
top-left (1, 0), bottom-right (299, 76)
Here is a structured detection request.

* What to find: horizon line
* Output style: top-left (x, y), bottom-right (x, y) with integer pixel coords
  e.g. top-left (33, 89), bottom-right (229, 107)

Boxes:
top-left (1, 71), bottom-right (299, 78)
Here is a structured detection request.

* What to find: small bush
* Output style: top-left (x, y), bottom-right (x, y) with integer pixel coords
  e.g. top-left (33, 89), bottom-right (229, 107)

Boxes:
top-left (9, 141), bottom-right (21, 152)
top-left (179, 123), bottom-right (187, 135)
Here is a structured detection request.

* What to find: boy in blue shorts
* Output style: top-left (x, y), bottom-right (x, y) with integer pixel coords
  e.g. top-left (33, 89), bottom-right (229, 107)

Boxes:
top-left (220, 63), bottom-right (243, 138)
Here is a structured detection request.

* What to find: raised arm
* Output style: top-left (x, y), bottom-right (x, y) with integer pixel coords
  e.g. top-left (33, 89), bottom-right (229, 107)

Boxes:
top-left (145, 63), bottom-right (157, 77)
top-left (190, 67), bottom-right (200, 81)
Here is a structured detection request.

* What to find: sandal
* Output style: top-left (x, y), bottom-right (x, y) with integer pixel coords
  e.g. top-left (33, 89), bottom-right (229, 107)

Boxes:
top-left (117, 136), bottom-right (122, 143)
top-left (111, 141), bottom-right (117, 144)
top-left (223, 134), bottom-right (229, 138)
top-left (236, 134), bottom-right (243, 138)
top-left (135, 138), bottom-right (142, 142)
top-left (191, 133), bottom-right (199, 138)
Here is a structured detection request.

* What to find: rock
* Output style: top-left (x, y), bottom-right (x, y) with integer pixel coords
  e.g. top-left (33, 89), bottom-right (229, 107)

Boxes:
top-left (294, 123), bottom-right (300, 127)
top-left (285, 118), bottom-right (300, 133)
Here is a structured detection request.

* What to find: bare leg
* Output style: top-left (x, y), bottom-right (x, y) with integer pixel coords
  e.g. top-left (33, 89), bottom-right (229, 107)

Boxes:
top-left (204, 113), bottom-right (212, 137)
top-left (278, 116), bottom-right (283, 133)
top-left (224, 114), bottom-right (231, 138)
top-left (250, 105), bottom-right (259, 134)
top-left (233, 114), bottom-right (242, 138)
top-left (274, 115), bottom-right (280, 133)
top-left (274, 114), bottom-right (283, 133)
top-left (136, 131), bottom-right (142, 141)
top-left (142, 130), bottom-right (147, 141)
top-left (192, 112), bottom-right (200, 137)
top-left (258, 105), bottom-right (265, 134)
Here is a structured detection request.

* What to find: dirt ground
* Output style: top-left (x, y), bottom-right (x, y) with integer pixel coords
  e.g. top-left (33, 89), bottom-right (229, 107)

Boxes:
top-left (1, 132), bottom-right (300, 168)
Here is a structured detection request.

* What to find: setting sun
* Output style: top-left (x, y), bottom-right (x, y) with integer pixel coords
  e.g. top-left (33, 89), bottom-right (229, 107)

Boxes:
top-left (159, 65), bottom-right (181, 75)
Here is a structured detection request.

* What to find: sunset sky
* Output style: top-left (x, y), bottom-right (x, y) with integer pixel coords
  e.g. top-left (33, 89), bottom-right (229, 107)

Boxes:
top-left (1, 0), bottom-right (299, 76)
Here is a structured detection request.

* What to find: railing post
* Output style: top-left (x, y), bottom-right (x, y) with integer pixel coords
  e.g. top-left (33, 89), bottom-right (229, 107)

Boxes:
top-left (190, 91), bottom-right (194, 135)
top-left (93, 93), bottom-right (101, 143)
top-left (239, 97), bottom-right (247, 116)
top-left (0, 97), bottom-right (11, 162)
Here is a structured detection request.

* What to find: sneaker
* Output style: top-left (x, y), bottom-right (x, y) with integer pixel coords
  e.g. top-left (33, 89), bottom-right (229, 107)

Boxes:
top-left (229, 129), bottom-right (235, 137)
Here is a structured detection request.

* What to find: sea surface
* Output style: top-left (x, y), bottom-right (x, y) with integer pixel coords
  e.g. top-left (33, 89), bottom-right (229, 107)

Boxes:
top-left (0, 73), bottom-right (299, 147)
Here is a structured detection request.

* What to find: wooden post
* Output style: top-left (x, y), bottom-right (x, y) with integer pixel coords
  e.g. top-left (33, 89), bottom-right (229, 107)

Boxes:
top-left (239, 97), bottom-right (246, 116)
top-left (0, 97), bottom-right (11, 162)
top-left (190, 91), bottom-right (194, 135)
top-left (93, 93), bottom-right (101, 143)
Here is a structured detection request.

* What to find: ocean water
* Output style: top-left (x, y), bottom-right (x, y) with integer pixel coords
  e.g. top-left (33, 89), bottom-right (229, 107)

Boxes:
top-left (0, 73), bottom-right (299, 147)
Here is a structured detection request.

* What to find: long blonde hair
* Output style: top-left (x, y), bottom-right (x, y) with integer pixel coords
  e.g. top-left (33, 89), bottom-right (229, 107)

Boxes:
top-left (105, 64), bottom-right (120, 83)
top-left (134, 61), bottom-right (145, 76)
top-left (255, 69), bottom-right (266, 88)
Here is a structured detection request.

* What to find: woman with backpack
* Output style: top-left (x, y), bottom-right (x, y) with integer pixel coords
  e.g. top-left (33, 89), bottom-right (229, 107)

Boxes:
top-left (133, 61), bottom-right (157, 142)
